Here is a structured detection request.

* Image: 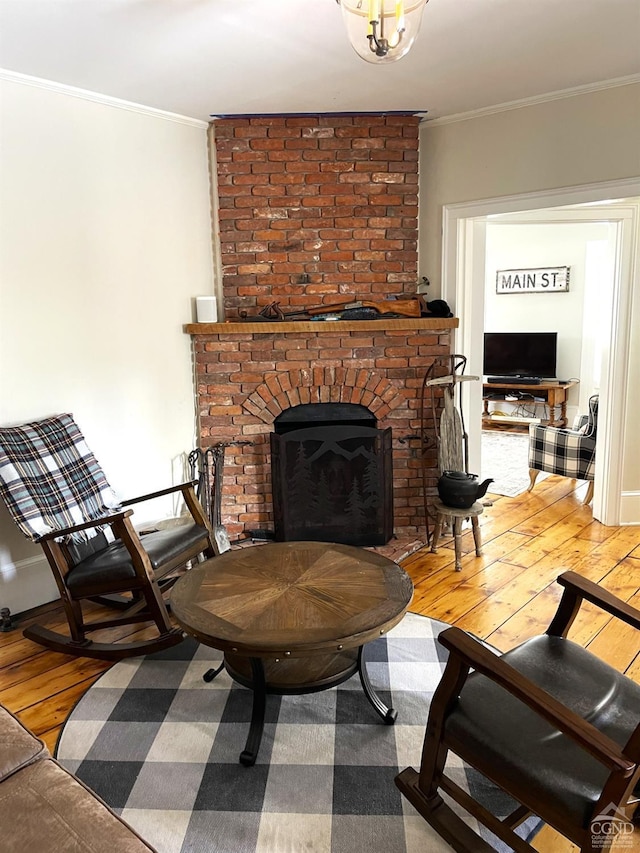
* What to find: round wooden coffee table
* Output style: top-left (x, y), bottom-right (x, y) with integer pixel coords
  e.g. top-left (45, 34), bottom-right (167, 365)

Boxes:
top-left (170, 540), bottom-right (414, 765)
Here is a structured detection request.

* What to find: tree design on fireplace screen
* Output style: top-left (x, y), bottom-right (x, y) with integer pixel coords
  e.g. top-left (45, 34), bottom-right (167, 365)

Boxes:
top-left (270, 405), bottom-right (393, 547)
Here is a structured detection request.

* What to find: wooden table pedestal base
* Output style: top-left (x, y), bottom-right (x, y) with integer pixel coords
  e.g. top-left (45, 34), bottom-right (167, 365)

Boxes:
top-left (204, 646), bottom-right (397, 766)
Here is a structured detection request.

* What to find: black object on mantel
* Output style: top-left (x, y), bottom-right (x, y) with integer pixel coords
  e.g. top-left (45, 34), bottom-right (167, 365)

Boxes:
top-left (422, 299), bottom-right (453, 318)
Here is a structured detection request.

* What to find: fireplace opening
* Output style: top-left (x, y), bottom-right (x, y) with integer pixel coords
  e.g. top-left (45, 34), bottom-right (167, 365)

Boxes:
top-left (274, 402), bottom-right (377, 433)
top-left (270, 403), bottom-right (393, 547)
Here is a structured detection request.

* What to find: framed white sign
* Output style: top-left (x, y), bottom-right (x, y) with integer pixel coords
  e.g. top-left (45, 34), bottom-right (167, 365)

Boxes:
top-left (496, 266), bottom-right (570, 294)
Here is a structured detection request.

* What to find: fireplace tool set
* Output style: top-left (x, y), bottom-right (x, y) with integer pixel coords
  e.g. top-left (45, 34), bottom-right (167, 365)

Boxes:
top-left (188, 442), bottom-right (252, 554)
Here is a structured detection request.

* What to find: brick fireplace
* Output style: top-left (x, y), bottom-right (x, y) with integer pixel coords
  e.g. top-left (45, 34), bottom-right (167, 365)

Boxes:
top-left (186, 317), bottom-right (455, 542)
top-left (185, 114), bottom-right (457, 545)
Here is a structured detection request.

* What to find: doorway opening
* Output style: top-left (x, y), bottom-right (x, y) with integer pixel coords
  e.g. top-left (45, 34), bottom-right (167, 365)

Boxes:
top-left (442, 179), bottom-right (640, 525)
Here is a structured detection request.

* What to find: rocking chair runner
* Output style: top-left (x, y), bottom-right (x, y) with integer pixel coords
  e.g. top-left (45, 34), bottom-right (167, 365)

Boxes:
top-left (396, 571), bottom-right (640, 853)
top-left (0, 414), bottom-right (216, 660)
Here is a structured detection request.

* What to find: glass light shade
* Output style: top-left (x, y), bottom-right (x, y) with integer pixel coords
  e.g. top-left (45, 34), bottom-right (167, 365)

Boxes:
top-left (337, 0), bottom-right (428, 64)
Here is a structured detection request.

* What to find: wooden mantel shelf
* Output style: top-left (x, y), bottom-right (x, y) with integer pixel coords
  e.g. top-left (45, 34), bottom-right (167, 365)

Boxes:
top-left (184, 317), bottom-right (458, 335)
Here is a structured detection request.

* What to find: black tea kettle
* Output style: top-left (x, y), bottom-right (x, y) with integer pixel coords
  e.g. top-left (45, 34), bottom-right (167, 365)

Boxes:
top-left (437, 471), bottom-right (494, 509)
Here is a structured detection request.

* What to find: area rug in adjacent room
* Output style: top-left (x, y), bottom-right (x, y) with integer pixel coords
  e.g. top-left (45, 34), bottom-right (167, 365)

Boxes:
top-left (481, 429), bottom-right (549, 497)
top-left (56, 614), bottom-right (539, 853)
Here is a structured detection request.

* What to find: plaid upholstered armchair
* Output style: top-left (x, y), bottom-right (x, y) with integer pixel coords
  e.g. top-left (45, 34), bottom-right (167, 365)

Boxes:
top-left (528, 395), bottom-right (598, 504)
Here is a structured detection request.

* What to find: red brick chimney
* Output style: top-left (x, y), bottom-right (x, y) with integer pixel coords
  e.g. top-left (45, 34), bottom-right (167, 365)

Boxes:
top-left (213, 114), bottom-right (420, 321)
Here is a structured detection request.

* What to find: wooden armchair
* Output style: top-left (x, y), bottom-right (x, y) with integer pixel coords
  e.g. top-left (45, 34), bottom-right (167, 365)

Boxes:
top-left (396, 571), bottom-right (640, 852)
top-left (0, 414), bottom-right (216, 659)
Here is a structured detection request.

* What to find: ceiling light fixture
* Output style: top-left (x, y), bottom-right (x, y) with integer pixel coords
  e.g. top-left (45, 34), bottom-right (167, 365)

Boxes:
top-left (336, 0), bottom-right (428, 64)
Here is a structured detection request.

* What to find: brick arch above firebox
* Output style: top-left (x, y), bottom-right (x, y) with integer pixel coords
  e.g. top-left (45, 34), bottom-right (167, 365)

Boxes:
top-left (241, 367), bottom-right (405, 425)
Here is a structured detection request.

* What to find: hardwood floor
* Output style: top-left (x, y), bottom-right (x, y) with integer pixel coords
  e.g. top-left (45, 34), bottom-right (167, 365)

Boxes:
top-left (1, 472), bottom-right (638, 852)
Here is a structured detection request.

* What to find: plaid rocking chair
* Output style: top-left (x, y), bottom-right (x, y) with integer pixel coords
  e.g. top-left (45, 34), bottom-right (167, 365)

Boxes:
top-left (0, 414), bottom-right (216, 659)
top-left (528, 395), bottom-right (598, 505)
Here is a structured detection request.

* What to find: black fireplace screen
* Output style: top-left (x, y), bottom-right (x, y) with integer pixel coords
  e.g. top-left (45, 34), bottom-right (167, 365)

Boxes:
top-left (270, 422), bottom-right (393, 547)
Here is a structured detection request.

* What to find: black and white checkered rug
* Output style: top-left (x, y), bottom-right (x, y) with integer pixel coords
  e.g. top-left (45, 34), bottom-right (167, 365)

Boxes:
top-left (56, 613), bottom-right (537, 852)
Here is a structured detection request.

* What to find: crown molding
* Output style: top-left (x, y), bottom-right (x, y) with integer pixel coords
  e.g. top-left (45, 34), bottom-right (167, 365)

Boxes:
top-left (0, 69), bottom-right (208, 128)
top-left (423, 75), bottom-right (640, 127)
top-left (2, 67), bottom-right (638, 132)
top-left (210, 111), bottom-right (426, 119)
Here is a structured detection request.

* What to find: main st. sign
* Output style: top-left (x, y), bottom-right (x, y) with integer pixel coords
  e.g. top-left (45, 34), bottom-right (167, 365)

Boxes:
top-left (496, 266), bottom-right (570, 293)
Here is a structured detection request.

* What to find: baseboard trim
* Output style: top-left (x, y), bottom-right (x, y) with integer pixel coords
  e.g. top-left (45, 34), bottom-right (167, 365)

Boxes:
top-left (0, 554), bottom-right (59, 616)
top-left (619, 491), bottom-right (640, 525)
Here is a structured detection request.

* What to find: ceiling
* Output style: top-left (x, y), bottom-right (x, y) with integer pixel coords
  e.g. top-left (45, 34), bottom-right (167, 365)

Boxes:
top-left (0, 0), bottom-right (638, 123)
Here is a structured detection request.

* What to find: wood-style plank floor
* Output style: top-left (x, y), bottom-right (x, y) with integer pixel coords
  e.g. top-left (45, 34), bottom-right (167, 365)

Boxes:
top-left (1, 473), bottom-right (638, 852)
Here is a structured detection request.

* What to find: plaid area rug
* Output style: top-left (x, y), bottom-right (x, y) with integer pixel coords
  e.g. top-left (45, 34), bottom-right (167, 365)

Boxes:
top-left (56, 613), bottom-right (538, 853)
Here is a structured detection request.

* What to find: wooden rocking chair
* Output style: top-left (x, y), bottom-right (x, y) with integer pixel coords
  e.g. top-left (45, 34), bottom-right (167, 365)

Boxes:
top-left (0, 414), bottom-right (216, 660)
top-left (396, 571), bottom-right (640, 852)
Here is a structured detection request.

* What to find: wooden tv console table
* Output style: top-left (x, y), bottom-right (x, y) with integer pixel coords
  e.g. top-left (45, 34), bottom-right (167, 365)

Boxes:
top-left (482, 380), bottom-right (578, 430)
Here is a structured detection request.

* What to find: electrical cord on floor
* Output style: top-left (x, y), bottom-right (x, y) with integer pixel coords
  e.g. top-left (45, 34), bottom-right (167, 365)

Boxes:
top-left (515, 402), bottom-right (548, 420)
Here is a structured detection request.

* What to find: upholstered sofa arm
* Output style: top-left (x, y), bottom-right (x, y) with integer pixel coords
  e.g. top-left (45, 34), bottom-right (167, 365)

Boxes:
top-left (0, 702), bottom-right (157, 852)
top-left (0, 705), bottom-right (49, 782)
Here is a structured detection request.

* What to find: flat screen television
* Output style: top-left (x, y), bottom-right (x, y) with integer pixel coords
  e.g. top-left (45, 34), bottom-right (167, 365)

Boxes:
top-left (483, 332), bottom-right (557, 379)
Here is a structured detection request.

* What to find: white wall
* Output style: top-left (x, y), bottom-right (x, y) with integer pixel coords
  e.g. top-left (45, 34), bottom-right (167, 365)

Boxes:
top-left (0, 76), bottom-right (214, 613)
top-left (418, 82), bottom-right (640, 292)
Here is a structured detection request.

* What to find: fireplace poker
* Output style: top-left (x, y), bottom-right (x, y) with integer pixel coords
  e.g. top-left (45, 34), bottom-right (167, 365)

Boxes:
top-left (189, 441), bottom-right (253, 553)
